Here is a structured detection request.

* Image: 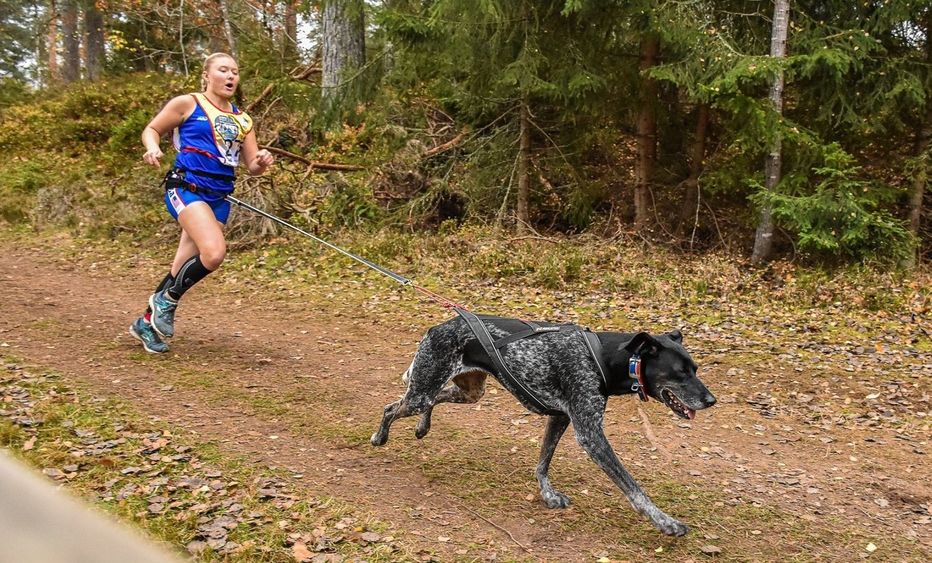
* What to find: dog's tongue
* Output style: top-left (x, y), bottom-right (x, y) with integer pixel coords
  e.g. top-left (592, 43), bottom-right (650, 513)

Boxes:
top-left (687, 408), bottom-right (696, 420)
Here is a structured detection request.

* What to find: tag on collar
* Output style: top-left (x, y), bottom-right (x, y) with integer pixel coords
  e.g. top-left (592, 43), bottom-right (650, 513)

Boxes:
top-left (628, 354), bottom-right (649, 402)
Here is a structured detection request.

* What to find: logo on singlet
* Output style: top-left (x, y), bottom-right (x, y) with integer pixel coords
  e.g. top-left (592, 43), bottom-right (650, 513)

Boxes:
top-left (214, 114), bottom-right (241, 142)
top-left (214, 115), bottom-right (242, 162)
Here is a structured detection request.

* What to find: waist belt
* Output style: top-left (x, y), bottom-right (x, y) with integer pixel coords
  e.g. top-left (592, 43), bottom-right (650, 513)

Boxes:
top-left (174, 167), bottom-right (235, 182)
top-left (162, 168), bottom-right (235, 196)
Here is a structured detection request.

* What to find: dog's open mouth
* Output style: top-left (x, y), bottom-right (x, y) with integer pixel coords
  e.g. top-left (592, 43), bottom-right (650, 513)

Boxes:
top-left (661, 388), bottom-right (695, 420)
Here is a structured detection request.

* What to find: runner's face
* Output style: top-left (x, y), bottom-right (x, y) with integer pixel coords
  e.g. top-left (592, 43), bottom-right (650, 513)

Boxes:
top-left (203, 57), bottom-right (240, 99)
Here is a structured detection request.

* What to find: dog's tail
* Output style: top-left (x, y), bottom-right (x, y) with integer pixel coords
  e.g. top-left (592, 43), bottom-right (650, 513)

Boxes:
top-left (401, 357), bottom-right (416, 385)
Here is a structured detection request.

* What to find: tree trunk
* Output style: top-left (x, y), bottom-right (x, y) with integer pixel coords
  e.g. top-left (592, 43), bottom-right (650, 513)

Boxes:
top-left (60, 0), bottom-right (79, 83)
top-left (219, 0), bottom-right (237, 57)
top-left (283, 0), bottom-right (298, 60)
top-left (905, 15), bottom-right (931, 268)
top-left (634, 34), bottom-right (659, 229)
top-left (677, 103), bottom-right (710, 239)
top-left (83, 1), bottom-right (104, 81)
top-left (516, 101), bottom-right (532, 234)
top-left (203, 0), bottom-right (225, 53)
top-left (46, 0), bottom-right (59, 83)
top-left (751, 0), bottom-right (790, 265)
top-left (321, 0), bottom-right (366, 107)
top-left (909, 115), bottom-right (929, 237)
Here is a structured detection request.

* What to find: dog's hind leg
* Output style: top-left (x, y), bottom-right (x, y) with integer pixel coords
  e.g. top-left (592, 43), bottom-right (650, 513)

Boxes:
top-left (568, 402), bottom-right (689, 537)
top-left (371, 377), bottom-right (450, 446)
top-left (414, 371), bottom-right (487, 439)
top-left (371, 325), bottom-right (463, 446)
top-left (536, 414), bottom-right (571, 508)
top-left (370, 398), bottom-right (407, 446)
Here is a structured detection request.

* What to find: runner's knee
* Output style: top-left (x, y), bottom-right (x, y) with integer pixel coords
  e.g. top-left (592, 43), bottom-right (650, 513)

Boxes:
top-left (199, 242), bottom-right (226, 270)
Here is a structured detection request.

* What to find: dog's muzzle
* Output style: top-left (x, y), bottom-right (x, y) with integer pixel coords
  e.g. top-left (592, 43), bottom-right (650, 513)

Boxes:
top-left (660, 388), bottom-right (716, 420)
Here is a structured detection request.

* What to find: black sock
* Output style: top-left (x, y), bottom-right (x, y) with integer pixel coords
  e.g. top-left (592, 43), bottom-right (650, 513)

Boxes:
top-left (146, 273), bottom-right (175, 315)
top-left (167, 255), bottom-right (213, 300)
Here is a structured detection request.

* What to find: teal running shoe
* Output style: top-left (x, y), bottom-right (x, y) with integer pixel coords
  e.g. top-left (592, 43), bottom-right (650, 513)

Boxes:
top-left (129, 317), bottom-right (169, 354)
top-left (148, 290), bottom-right (178, 338)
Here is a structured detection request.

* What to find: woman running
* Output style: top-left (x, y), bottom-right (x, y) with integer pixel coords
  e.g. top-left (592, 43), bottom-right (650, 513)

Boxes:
top-left (130, 52), bottom-right (275, 353)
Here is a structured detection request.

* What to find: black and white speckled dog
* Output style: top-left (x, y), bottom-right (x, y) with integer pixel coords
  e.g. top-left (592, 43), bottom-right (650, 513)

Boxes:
top-left (370, 313), bottom-right (717, 536)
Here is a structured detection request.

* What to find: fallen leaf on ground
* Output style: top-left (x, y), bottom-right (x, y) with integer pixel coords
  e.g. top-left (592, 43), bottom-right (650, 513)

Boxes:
top-left (360, 532), bottom-right (381, 543)
top-left (291, 541), bottom-right (312, 562)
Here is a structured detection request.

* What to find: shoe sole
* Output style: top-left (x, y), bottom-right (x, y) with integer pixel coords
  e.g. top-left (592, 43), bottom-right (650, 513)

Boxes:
top-left (148, 293), bottom-right (174, 338)
top-left (128, 324), bottom-right (168, 354)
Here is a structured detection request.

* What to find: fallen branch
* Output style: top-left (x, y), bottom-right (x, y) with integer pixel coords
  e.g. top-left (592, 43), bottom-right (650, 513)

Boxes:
top-left (423, 130), bottom-right (467, 158)
top-left (290, 65), bottom-right (322, 80)
top-left (245, 66), bottom-right (321, 113)
top-left (507, 235), bottom-right (559, 244)
top-left (459, 504), bottom-right (531, 553)
top-left (637, 406), bottom-right (673, 462)
top-left (259, 145), bottom-right (364, 171)
top-left (245, 83), bottom-right (276, 113)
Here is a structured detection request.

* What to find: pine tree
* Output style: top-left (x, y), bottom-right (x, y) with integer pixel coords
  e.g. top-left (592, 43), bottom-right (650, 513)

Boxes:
top-left (60, 0), bottom-right (79, 82)
top-left (322, 0), bottom-right (366, 118)
top-left (84, 0), bottom-right (105, 81)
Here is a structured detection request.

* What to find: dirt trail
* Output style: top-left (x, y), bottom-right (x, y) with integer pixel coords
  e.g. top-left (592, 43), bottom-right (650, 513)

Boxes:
top-left (1, 236), bottom-right (929, 561)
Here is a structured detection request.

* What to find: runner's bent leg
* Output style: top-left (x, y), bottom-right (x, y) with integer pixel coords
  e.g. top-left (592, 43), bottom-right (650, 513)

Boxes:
top-left (168, 202), bottom-right (226, 298)
top-left (150, 202), bottom-right (225, 338)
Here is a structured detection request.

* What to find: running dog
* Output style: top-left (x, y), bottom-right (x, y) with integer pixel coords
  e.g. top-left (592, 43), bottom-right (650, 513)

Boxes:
top-left (370, 314), bottom-right (716, 536)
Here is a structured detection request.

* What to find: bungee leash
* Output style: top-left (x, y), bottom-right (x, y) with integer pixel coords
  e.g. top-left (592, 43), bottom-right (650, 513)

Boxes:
top-left (164, 168), bottom-right (446, 301)
top-left (222, 194), bottom-right (465, 310)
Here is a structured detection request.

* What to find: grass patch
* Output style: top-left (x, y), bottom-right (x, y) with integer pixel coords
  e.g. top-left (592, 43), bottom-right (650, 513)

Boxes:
top-left (1, 357), bottom-right (418, 562)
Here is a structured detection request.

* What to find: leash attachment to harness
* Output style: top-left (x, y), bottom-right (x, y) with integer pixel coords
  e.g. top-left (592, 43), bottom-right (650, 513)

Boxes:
top-left (628, 354), bottom-right (649, 402)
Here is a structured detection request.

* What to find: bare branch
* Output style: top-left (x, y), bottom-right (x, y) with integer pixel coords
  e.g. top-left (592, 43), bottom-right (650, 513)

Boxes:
top-left (259, 145), bottom-right (364, 171)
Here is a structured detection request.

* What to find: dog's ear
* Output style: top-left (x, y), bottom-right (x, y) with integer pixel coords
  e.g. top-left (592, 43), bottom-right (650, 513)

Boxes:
top-left (623, 332), bottom-right (662, 356)
top-left (668, 329), bottom-right (683, 343)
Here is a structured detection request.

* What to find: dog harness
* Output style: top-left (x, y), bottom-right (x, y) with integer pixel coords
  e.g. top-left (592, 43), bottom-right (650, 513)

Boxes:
top-left (453, 308), bottom-right (646, 415)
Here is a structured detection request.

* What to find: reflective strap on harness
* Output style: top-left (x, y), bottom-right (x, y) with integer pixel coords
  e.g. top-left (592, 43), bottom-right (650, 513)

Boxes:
top-left (454, 307), bottom-right (563, 416)
top-left (493, 323), bottom-right (564, 349)
top-left (580, 329), bottom-right (610, 392)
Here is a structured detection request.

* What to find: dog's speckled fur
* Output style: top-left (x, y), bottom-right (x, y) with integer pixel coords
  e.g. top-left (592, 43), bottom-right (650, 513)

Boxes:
top-left (371, 315), bottom-right (716, 536)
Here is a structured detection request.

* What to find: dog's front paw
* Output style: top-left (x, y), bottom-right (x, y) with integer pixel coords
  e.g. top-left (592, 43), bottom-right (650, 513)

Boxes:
top-left (370, 431), bottom-right (388, 446)
top-left (658, 518), bottom-right (689, 537)
top-left (415, 416), bottom-right (431, 439)
top-left (542, 490), bottom-right (572, 509)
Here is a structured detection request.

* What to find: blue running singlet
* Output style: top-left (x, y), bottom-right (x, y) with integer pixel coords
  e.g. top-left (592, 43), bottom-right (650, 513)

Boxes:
top-left (171, 92), bottom-right (253, 201)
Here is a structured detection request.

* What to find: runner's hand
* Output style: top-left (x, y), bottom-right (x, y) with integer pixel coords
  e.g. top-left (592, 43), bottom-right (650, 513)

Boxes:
top-left (143, 147), bottom-right (163, 168)
top-left (255, 149), bottom-right (274, 169)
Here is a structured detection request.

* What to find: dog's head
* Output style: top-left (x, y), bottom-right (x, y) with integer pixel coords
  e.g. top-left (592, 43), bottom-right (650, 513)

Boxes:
top-left (615, 331), bottom-right (716, 419)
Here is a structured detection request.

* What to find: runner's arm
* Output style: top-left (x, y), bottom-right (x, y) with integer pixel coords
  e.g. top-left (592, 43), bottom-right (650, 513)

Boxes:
top-left (141, 95), bottom-right (195, 168)
top-left (241, 129), bottom-right (274, 175)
